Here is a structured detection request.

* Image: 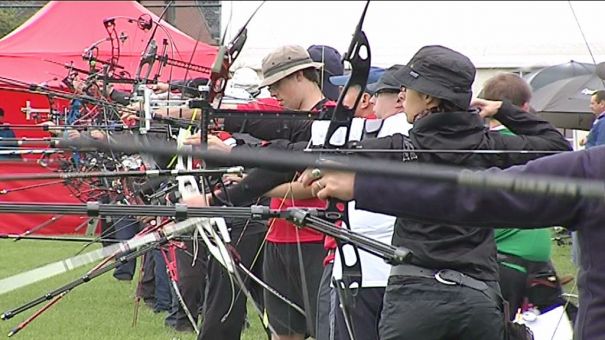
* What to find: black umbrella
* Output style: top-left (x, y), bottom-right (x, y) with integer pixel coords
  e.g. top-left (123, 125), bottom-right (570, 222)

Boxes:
top-left (530, 74), bottom-right (605, 131)
top-left (524, 60), bottom-right (595, 92)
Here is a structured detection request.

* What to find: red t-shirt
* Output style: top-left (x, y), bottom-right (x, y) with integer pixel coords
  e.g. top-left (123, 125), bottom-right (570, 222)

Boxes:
top-left (267, 197), bottom-right (327, 243)
top-left (235, 97), bottom-right (282, 111)
top-left (323, 236), bottom-right (337, 265)
top-left (232, 97), bottom-right (336, 244)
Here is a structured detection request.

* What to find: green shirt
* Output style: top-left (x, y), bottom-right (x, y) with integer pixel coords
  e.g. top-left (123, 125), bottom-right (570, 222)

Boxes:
top-left (494, 229), bottom-right (552, 262)
top-left (492, 125), bottom-right (552, 273)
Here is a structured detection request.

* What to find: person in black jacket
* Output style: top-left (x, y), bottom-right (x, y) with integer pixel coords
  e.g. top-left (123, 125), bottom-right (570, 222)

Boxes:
top-left (305, 145), bottom-right (604, 340)
top-left (294, 45), bottom-right (571, 340)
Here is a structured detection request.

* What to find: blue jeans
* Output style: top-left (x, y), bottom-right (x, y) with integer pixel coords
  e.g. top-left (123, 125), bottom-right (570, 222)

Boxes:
top-left (152, 248), bottom-right (173, 312)
top-left (112, 217), bottom-right (140, 280)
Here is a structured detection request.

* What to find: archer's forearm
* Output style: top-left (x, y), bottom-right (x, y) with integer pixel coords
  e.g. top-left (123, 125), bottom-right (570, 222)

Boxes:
top-left (265, 182), bottom-right (315, 199)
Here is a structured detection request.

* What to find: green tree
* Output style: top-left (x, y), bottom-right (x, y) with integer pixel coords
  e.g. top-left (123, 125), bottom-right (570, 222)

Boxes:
top-left (0, 1), bottom-right (47, 38)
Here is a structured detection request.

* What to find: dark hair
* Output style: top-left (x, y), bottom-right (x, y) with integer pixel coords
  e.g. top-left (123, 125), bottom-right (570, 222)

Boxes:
top-left (0, 108), bottom-right (4, 116)
top-left (480, 73), bottom-right (532, 106)
top-left (301, 67), bottom-right (320, 86)
top-left (414, 98), bottom-right (464, 123)
top-left (410, 88), bottom-right (466, 112)
top-left (437, 99), bottom-right (464, 112)
top-left (593, 90), bottom-right (605, 103)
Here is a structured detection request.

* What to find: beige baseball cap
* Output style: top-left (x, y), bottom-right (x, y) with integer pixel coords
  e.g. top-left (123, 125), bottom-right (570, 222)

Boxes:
top-left (260, 45), bottom-right (323, 87)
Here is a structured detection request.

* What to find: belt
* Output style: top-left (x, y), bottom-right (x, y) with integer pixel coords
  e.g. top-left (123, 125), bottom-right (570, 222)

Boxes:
top-left (390, 264), bottom-right (503, 307)
top-left (497, 252), bottom-right (530, 269)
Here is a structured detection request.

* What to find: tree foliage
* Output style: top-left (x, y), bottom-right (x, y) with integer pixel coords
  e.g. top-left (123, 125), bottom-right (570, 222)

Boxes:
top-left (0, 1), bottom-right (47, 38)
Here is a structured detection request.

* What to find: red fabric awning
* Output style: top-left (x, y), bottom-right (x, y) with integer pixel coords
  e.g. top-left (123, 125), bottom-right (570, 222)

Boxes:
top-left (0, 1), bottom-right (218, 87)
top-left (0, 163), bottom-right (93, 235)
top-left (0, 1), bottom-right (218, 235)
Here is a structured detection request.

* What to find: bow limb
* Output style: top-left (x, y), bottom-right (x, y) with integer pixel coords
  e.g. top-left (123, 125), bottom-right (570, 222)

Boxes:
top-left (319, 2), bottom-right (371, 338)
top-left (209, 0), bottom-right (266, 105)
top-left (102, 19), bottom-right (121, 78)
top-left (197, 1), bottom-right (266, 146)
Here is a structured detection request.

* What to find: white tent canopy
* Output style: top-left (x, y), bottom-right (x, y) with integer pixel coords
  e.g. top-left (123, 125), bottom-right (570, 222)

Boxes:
top-left (221, 1), bottom-right (605, 70)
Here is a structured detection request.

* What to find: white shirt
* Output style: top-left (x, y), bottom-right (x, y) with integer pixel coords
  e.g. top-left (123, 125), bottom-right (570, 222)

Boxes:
top-left (314, 113), bottom-right (412, 287)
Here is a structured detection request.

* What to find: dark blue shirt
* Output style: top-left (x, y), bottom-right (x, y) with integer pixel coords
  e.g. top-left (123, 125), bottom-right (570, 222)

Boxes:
top-left (0, 127), bottom-right (20, 160)
top-left (354, 146), bottom-right (605, 340)
top-left (586, 112), bottom-right (605, 148)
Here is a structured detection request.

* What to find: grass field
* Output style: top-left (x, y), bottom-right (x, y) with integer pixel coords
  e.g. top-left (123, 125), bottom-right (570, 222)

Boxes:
top-left (0, 239), bottom-right (266, 340)
top-left (0, 236), bottom-right (578, 339)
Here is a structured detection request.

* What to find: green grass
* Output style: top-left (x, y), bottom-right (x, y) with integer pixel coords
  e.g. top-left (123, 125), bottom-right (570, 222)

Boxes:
top-left (0, 239), bottom-right (266, 340)
top-left (550, 241), bottom-right (579, 297)
top-left (0, 237), bottom-right (579, 339)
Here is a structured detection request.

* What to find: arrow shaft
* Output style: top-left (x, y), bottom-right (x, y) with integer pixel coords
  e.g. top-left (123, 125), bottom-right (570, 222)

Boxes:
top-left (0, 167), bottom-right (243, 181)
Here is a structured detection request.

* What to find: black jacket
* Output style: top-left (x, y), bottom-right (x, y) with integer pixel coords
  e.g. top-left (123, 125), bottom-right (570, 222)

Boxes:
top-left (224, 117), bottom-right (314, 143)
top-left (219, 101), bottom-right (570, 282)
top-left (222, 98), bottom-right (330, 142)
top-left (354, 146), bottom-right (602, 339)
top-left (387, 101), bottom-right (571, 281)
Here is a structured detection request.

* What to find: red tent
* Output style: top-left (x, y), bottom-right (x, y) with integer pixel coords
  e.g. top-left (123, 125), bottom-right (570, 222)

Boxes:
top-left (0, 0), bottom-right (217, 87)
top-left (0, 1), bottom-right (218, 235)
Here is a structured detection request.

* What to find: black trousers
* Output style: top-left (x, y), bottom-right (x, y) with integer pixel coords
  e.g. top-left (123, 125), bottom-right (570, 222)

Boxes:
top-left (263, 241), bottom-right (326, 337)
top-left (315, 262), bottom-right (335, 340)
top-left (198, 232), bottom-right (268, 340)
top-left (379, 276), bottom-right (504, 340)
top-left (334, 287), bottom-right (385, 340)
top-left (498, 263), bottom-right (528, 319)
top-left (166, 240), bottom-right (208, 328)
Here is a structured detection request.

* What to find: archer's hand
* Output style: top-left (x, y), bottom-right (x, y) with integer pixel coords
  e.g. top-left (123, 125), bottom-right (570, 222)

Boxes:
top-left (71, 74), bottom-right (87, 94)
top-left (136, 216), bottom-right (156, 225)
top-left (67, 130), bottom-right (81, 140)
top-left (298, 168), bottom-right (355, 201)
top-left (120, 108), bottom-right (140, 127)
top-left (89, 130), bottom-right (106, 141)
top-left (208, 134), bottom-right (233, 153)
top-left (222, 173), bottom-right (246, 186)
top-left (183, 132), bottom-right (202, 146)
top-left (470, 98), bottom-right (503, 118)
top-left (149, 82), bottom-right (170, 94)
top-left (184, 134), bottom-right (232, 153)
top-left (182, 193), bottom-right (212, 207)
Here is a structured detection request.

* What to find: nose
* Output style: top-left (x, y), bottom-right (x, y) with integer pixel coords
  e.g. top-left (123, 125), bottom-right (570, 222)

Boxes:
top-left (369, 95), bottom-right (377, 105)
top-left (269, 87), bottom-right (278, 97)
top-left (398, 91), bottom-right (406, 102)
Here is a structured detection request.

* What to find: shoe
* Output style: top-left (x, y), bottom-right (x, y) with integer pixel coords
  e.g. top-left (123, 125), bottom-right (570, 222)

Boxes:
top-left (142, 298), bottom-right (156, 310)
top-left (153, 304), bottom-right (172, 314)
top-left (113, 273), bottom-right (133, 281)
top-left (165, 319), bottom-right (195, 333)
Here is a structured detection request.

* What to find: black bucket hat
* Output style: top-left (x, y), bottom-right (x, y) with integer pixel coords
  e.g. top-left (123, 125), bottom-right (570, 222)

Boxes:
top-left (367, 64), bottom-right (404, 94)
top-left (394, 45), bottom-right (475, 109)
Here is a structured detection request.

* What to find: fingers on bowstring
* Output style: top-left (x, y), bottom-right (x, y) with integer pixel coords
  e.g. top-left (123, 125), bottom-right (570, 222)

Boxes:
top-left (298, 170), bottom-right (319, 187)
top-left (316, 187), bottom-right (331, 201)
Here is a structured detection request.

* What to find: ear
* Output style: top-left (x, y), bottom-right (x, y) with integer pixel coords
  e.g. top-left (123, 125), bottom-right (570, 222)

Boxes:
top-left (521, 102), bottom-right (530, 111)
top-left (424, 94), bottom-right (440, 107)
top-left (360, 92), bottom-right (372, 108)
top-left (293, 70), bottom-right (305, 82)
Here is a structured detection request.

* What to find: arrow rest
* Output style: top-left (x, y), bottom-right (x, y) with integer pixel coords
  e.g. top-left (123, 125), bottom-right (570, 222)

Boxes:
top-left (174, 128), bottom-right (201, 201)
